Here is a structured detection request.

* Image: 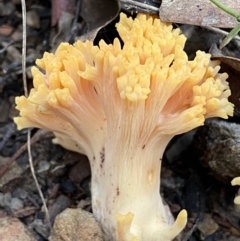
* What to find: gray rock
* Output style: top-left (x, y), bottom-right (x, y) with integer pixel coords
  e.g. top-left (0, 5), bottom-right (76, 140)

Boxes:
top-left (0, 193), bottom-right (11, 208)
top-left (9, 197), bottom-right (24, 211)
top-left (37, 160), bottom-right (50, 173)
top-left (29, 219), bottom-right (51, 239)
top-left (19, 189), bottom-right (28, 199)
top-left (193, 119), bottom-right (240, 182)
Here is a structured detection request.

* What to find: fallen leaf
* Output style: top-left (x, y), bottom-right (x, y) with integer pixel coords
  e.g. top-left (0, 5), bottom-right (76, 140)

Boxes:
top-left (160, 0), bottom-right (240, 27)
top-left (78, 0), bottom-right (119, 42)
top-left (51, 0), bottom-right (76, 27)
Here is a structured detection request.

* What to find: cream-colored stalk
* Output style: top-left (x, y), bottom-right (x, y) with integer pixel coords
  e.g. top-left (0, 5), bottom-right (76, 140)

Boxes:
top-left (14, 13), bottom-right (234, 241)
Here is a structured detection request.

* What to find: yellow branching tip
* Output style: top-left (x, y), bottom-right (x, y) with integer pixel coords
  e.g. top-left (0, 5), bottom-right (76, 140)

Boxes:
top-left (231, 177), bottom-right (240, 186)
top-left (231, 177), bottom-right (240, 205)
top-left (14, 12), bottom-right (234, 134)
top-left (116, 212), bottom-right (139, 241)
top-left (174, 209), bottom-right (188, 230)
top-left (234, 196), bottom-right (240, 205)
top-left (163, 209), bottom-right (187, 239)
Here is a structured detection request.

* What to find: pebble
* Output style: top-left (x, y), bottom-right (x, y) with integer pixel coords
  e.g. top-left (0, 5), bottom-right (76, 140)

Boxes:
top-left (16, 188), bottom-right (28, 199)
top-left (9, 197), bottom-right (23, 211)
top-left (37, 160), bottom-right (50, 173)
top-left (0, 192), bottom-right (11, 208)
top-left (26, 10), bottom-right (40, 29)
top-left (194, 119), bottom-right (240, 183)
top-left (197, 213), bottom-right (219, 240)
top-left (29, 219), bottom-right (51, 239)
top-left (0, 216), bottom-right (36, 241)
top-left (49, 208), bottom-right (104, 241)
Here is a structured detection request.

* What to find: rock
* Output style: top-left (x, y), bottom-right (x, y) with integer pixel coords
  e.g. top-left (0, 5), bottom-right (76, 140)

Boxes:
top-left (197, 213), bottom-right (219, 240)
top-left (49, 208), bottom-right (104, 241)
top-left (0, 192), bottom-right (11, 207)
top-left (193, 119), bottom-right (240, 183)
top-left (26, 10), bottom-right (40, 29)
top-left (14, 188), bottom-right (28, 199)
top-left (0, 192), bottom-right (24, 212)
top-left (29, 219), bottom-right (51, 239)
top-left (37, 160), bottom-right (50, 173)
top-left (9, 197), bottom-right (24, 211)
top-left (0, 216), bottom-right (36, 241)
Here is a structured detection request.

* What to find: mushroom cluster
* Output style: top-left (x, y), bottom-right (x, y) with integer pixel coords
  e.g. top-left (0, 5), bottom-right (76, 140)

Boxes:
top-left (14, 13), bottom-right (234, 241)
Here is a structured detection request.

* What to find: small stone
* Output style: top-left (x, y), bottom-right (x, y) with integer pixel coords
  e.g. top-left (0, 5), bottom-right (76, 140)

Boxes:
top-left (26, 10), bottom-right (40, 29)
top-left (37, 160), bottom-right (50, 173)
top-left (49, 208), bottom-right (104, 241)
top-left (16, 188), bottom-right (28, 199)
top-left (0, 193), bottom-right (4, 207)
top-left (193, 119), bottom-right (240, 183)
top-left (0, 193), bottom-right (11, 208)
top-left (9, 197), bottom-right (24, 211)
top-left (0, 216), bottom-right (36, 241)
top-left (77, 197), bottom-right (91, 209)
top-left (29, 219), bottom-right (51, 239)
top-left (4, 193), bottom-right (12, 206)
top-left (197, 213), bottom-right (219, 240)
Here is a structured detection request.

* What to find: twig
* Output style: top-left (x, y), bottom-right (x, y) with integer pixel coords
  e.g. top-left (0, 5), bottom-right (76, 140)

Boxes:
top-left (21, 0), bottom-right (52, 228)
top-left (205, 26), bottom-right (240, 41)
top-left (27, 130), bottom-right (52, 227)
top-left (119, 0), bottom-right (159, 13)
top-left (21, 0), bottom-right (27, 97)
